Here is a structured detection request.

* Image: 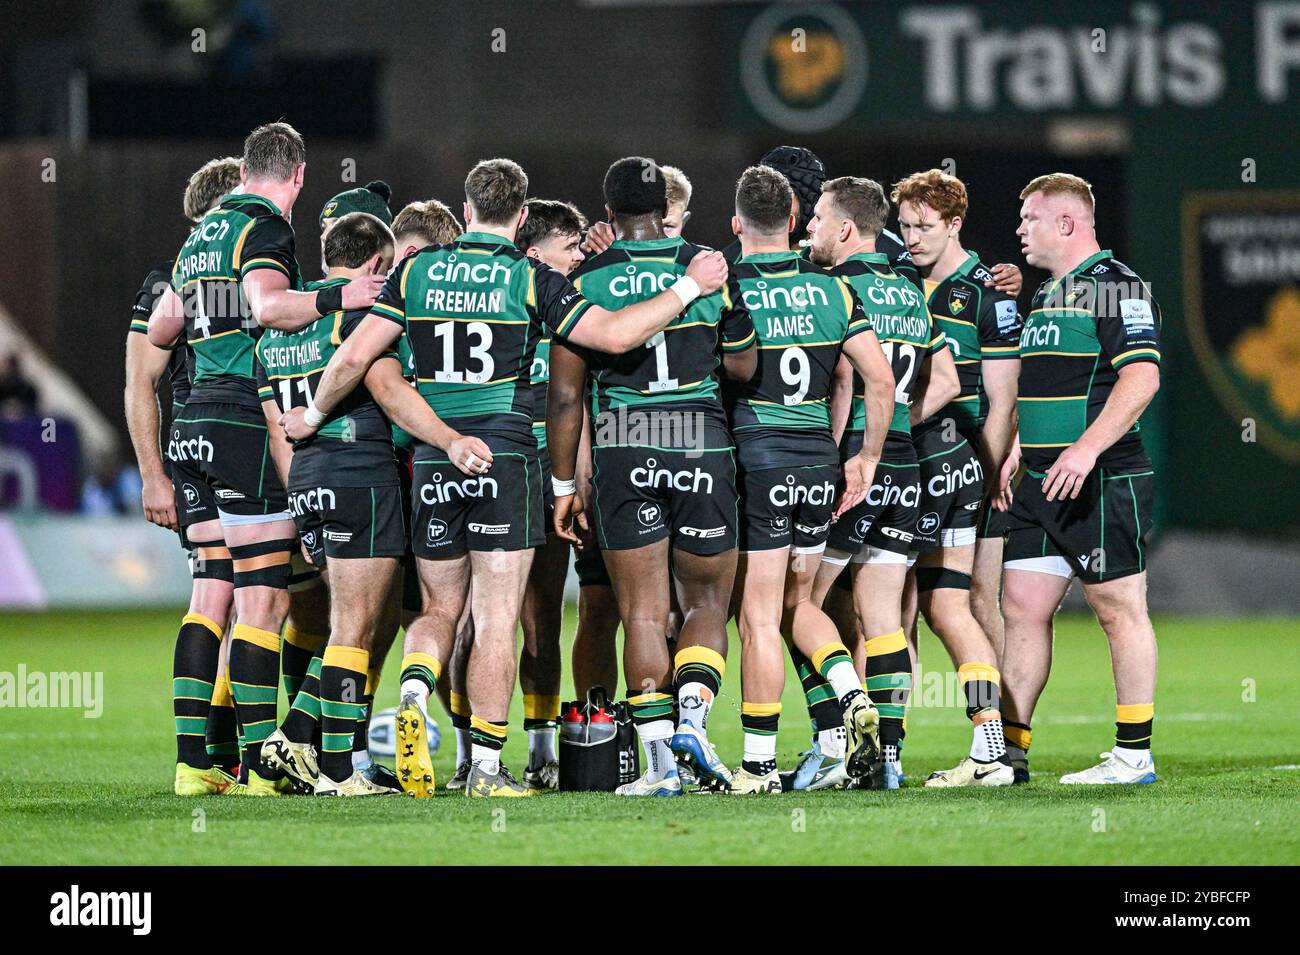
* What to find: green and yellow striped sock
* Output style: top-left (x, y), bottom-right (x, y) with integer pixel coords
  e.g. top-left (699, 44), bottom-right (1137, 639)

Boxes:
top-left (282, 651), bottom-right (324, 743)
top-left (1115, 703), bottom-right (1154, 752)
top-left (319, 645), bottom-right (370, 783)
top-left (788, 640), bottom-right (842, 733)
top-left (229, 623), bottom-right (281, 777)
top-left (173, 612), bottom-right (222, 767)
top-left (865, 629), bottom-right (911, 749)
top-left (205, 669), bottom-right (239, 772)
top-left (281, 624), bottom-right (327, 704)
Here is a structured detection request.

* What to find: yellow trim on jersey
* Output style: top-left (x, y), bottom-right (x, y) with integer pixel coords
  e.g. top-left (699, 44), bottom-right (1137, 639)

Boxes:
top-left (372, 301), bottom-right (405, 320)
top-left (1112, 348), bottom-right (1161, 365)
top-left (416, 374), bottom-right (519, 386)
top-left (938, 314), bottom-right (977, 328)
top-left (231, 219), bottom-right (257, 271)
top-left (526, 265), bottom-right (538, 308)
top-left (241, 257), bottom-right (290, 276)
top-left (1019, 441), bottom-right (1071, 448)
top-left (1023, 350), bottom-right (1096, 358)
top-left (836, 277), bottom-right (854, 319)
top-left (758, 339), bottom-right (840, 348)
top-left (555, 298), bottom-right (590, 336)
top-left (176, 274), bottom-right (239, 288)
top-left (1019, 394), bottom-right (1087, 401)
top-left (722, 329), bottom-right (756, 351)
top-left (398, 256), bottom-right (416, 302)
top-left (406, 315), bottom-right (529, 325)
top-left (330, 312), bottom-right (344, 347)
top-left (189, 328), bottom-right (244, 344)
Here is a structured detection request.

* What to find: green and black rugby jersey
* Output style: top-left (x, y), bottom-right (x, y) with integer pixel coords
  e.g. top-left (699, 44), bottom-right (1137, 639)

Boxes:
top-left (170, 193), bottom-right (302, 410)
top-left (832, 251), bottom-right (945, 444)
top-left (369, 231), bottom-right (593, 455)
top-left (914, 250), bottom-right (1022, 435)
top-left (727, 251), bottom-right (872, 470)
top-left (255, 278), bottom-right (397, 488)
top-left (1018, 249), bottom-right (1161, 471)
top-left (570, 236), bottom-right (754, 448)
top-left (129, 258), bottom-right (192, 411)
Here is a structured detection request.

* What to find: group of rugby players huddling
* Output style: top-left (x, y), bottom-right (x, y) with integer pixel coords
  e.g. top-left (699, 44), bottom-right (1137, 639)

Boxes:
top-left (128, 120), bottom-right (1163, 798)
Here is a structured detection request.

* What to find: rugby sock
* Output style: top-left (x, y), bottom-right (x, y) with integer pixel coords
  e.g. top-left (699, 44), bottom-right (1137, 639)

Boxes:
top-left (865, 629), bottom-right (911, 754)
top-left (1114, 703), bottom-right (1154, 763)
top-left (281, 624), bottom-right (327, 705)
top-left (205, 669), bottom-right (239, 772)
top-left (959, 662), bottom-right (1006, 762)
top-left (319, 646), bottom-right (370, 783)
top-left (172, 612), bottom-right (222, 767)
top-left (450, 691), bottom-right (473, 767)
top-left (811, 641), bottom-right (864, 707)
top-left (790, 642), bottom-right (842, 734)
top-left (675, 646), bottom-right (725, 734)
top-left (399, 652), bottom-right (441, 725)
top-left (469, 716), bottom-right (508, 775)
top-left (524, 694), bottom-right (559, 769)
top-left (629, 690), bottom-right (677, 781)
top-left (351, 667), bottom-right (381, 769)
top-left (281, 651), bottom-right (323, 743)
top-left (229, 623), bottom-right (281, 777)
top-left (1004, 720), bottom-right (1032, 768)
top-left (741, 701), bottom-right (780, 775)
top-left (818, 724), bottom-right (846, 759)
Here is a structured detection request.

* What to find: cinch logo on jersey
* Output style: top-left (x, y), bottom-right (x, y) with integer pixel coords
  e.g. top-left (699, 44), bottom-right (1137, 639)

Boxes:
top-left (769, 475), bottom-right (836, 508)
top-left (288, 487), bottom-right (336, 515)
top-left (1021, 321), bottom-right (1061, 349)
top-left (926, 458), bottom-right (983, 497)
top-left (742, 280), bottom-right (829, 311)
top-left (630, 457), bottom-right (714, 494)
top-left (862, 280), bottom-right (924, 310)
top-left (419, 473), bottom-right (499, 504)
top-left (608, 266), bottom-right (678, 298)
top-left (866, 474), bottom-right (920, 508)
top-left (168, 430), bottom-right (213, 463)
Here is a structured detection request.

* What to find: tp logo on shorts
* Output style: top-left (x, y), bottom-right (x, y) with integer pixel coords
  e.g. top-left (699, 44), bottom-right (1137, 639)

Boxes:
top-left (182, 484), bottom-right (200, 508)
top-left (770, 515), bottom-right (789, 531)
top-left (917, 512), bottom-right (940, 535)
top-left (637, 502), bottom-right (662, 528)
top-left (427, 518), bottom-right (448, 543)
top-left (855, 515), bottom-right (873, 538)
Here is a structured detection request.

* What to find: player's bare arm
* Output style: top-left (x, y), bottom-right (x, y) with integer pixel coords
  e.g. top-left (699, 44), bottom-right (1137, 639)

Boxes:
top-left (907, 344), bottom-right (961, 425)
top-left (563, 250), bottom-right (727, 353)
top-left (244, 268), bottom-right (385, 333)
top-left (124, 331), bottom-right (178, 529)
top-left (1043, 362), bottom-right (1159, 502)
top-left (363, 356), bottom-right (491, 476)
top-left (828, 352), bottom-right (853, 446)
top-left (279, 312), bottom-right (402, 440)
top-left (721, 340), bottom-right (758, 382)
top-left (261, 397), bottom-right (295, 492)
top-left (836, 329), bottom-right (895, 517)
top-left (977, 357), bottom-right (1019, 491)
top-left (545, 339), bottom-right (589, 544)
top-left (146, 285), bottom-right (186, 349)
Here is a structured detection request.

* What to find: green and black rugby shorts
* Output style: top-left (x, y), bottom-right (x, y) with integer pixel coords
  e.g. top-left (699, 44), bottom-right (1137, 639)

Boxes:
top-left (827, 435), bottom-right (920, 558)
top-left (1003, 465), bottom-right (1155, 584)
top-left (739, 463), bottom-right (839, 553)
top-left (168, 401), bottom-right (288, 521)
top-left (911, 424), bottom-right (983, 553)
top-left (289, 482), bottom-right (406, 566)
top-left (590, 444), bottom-right (737, 556)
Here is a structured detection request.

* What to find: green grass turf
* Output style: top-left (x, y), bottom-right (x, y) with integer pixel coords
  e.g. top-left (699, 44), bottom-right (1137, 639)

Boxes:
top-left (0, 609), bottom-right (1297, 865)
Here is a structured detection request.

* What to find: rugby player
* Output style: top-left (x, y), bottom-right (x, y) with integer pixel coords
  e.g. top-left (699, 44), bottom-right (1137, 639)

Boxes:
top-left (661, 165), bottom-right (692, 238)
top-left (125, 156), bottom-right (242, 795)
top-left (1001, 174), bottom-right (1161, 785)
top-left (890, 169), bottom-right (1021, 787)
top-left (281, 157), bottom-right (728, 797)
top-left (806, 176), bottom-right (961, 790)
top-left (548, 157), bottom-right (755, 796)
top-left (149, 122), bottom-right (384, 793)
top-left (726, 165), bottom-right (895, 794)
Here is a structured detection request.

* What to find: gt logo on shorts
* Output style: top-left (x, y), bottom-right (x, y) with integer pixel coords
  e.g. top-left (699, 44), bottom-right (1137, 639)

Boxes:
top-left (637, 502), bottom-right (662, 527)
top-left (427, 518), bottom-right (448, 542)
top-left (680, 526), bottom-right (725, 539)
top-left (768, 476), bottom-right (835, 508)
top-left (631, 458), bottom-right (713, 495)
top-left (323, 529), bottom-right (352, 543)
top-left (468, 522), bottom-right (510, 535)
top-left (419, 473), bottom-right (498, 504)
top-left (169, 431), bottom-right (213, 462)
top-left (215, 488), bottom-right (245, 502)
top-left (289, 487), bottom-right (336, 515)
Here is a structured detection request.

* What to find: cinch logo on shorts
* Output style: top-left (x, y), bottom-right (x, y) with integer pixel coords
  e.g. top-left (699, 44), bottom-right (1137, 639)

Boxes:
top-left (468, 522), bottom-right (510, 535)
top-left (168, 431), bottom-right (214, 463)
top-left (680, 526), bottom-right (725, 539)
top-left (926, 458), bottom-right (983, 497)
top-left (769, 476), bottom-right (835, 508)
top-left (420, 473), bottom-right (498, 505)
top-left (630, 458), bottom-right (713, 495)
top-left (427, 518), bottom-right (448, 542)
top-left (289, 487), bottom-right (336, 515)
top-left (866, 475), bottom-right (920, 509)
top-left (323, 529), bottom-right (352, 543)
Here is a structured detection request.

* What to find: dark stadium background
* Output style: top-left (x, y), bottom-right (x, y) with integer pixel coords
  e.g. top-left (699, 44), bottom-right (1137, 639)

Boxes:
top-left (1, 0), bottom-right (1298, 610)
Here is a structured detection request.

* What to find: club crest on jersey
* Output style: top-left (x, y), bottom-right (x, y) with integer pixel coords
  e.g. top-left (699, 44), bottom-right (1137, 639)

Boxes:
top-left (948, 287), bottom-right (971, 315)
